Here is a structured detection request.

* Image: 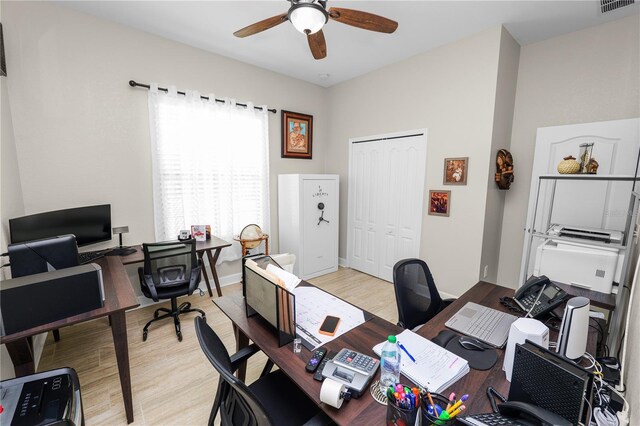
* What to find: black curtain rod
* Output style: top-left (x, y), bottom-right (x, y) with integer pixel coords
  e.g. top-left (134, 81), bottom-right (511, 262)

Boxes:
top-left (128, 80), bottom-right (277, 114)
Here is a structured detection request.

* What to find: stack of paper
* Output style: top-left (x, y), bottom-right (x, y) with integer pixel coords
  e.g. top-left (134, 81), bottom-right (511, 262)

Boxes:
top-left (266, 264), bottom-right (301, 291)
top-left (373, 329), bottom-right (469, 393)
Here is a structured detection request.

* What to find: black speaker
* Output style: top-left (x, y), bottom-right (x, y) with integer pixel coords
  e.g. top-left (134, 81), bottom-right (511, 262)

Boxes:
top-left (509, 341), bottom-right (593, 425)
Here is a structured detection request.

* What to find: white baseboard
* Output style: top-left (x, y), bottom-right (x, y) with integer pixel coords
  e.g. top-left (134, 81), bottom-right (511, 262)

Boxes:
top-left (338, 257), bottom-right (348, 268)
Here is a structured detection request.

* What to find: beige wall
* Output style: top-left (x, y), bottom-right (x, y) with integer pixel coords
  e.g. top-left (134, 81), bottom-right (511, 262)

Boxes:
top-left (0, 1), bottom-right (22, 381)
top-left (2, 1), bottom-right (329, 285)
top-left (496, 15), bottom-right (640, 288)
top-left (480, 27), bottom-right (520, 283)
top-left (326, 27), bottom-right (504, 297)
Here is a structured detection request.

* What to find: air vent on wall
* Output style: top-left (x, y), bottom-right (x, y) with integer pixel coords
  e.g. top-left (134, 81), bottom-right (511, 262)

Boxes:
top-left (600, 0), bottom-right (635, 13)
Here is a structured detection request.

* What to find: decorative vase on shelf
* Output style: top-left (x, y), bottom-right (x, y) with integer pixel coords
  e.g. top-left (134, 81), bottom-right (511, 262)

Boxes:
top-left (579, 143), bottom-right (595, 173)
top-left (557, 156), bottom-right (580, 174)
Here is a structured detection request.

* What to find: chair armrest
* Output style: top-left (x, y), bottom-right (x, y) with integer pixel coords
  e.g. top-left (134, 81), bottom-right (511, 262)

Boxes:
top-left (229, 343), bottom-right (261, 373)
top-left (138, 267), bottom-right (159, 302)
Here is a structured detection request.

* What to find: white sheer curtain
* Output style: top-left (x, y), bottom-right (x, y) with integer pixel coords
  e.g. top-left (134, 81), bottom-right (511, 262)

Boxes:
top-left (147, 84), bottom-right (270, 262)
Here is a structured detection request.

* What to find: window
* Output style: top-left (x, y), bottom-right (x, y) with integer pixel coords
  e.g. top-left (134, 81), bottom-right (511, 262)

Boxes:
top-left (148, 86), bottom-right (269, 262)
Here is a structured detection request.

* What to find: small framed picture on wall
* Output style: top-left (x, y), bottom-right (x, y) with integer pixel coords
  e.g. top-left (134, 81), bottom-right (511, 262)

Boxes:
top-left (282, 110), bottom-right (313, 159)
top-left (443, 157), bottom-right (468, 185)
top-left (428, 190), bottom-right (451, 217)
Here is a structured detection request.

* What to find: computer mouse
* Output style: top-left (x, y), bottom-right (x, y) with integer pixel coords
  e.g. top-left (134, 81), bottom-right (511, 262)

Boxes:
top-left (458, 336), bottom-right (490, 351)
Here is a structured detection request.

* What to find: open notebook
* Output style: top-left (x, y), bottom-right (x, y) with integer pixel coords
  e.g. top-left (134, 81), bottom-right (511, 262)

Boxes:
top-left (373, 329), bottom-right (469, 393)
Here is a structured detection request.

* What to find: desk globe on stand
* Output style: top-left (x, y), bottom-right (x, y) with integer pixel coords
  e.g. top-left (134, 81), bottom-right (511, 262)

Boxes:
top-left (234, 224), bottom-right (269, 257)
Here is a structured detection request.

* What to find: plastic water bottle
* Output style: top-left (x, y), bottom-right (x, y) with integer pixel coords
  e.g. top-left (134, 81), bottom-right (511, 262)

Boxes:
top-left (379, 335), bottom-right (401, 393)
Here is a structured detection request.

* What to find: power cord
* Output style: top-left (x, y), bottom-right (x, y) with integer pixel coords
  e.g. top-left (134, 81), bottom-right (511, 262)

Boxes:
top-left (593, 407), bottom-right (619, 426)
top-left (584, 360), bottom-right (629, 426)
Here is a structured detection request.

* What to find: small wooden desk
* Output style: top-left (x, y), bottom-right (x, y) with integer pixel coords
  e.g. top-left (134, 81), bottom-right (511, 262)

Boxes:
top-left (120, 237), bottom-right (232, 297)
top-left (0, 256), bottom-right (139, 423)
top-left (214, 281), bottom-right (598, 425)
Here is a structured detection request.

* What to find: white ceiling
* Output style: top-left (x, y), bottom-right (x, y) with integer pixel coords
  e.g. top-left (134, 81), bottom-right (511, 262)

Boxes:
top-left (57, 1), bottom-right (639, 87)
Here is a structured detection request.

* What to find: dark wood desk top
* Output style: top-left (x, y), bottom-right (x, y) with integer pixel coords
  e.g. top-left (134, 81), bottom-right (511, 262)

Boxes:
top-left (553, 281), bottom-right (616, 311)
top-left (214, 281), bottom-right (599, 426)
top-left (118, 237), bottom-right (232, 265)
top-left (0, 256), bottom-right (139, 344)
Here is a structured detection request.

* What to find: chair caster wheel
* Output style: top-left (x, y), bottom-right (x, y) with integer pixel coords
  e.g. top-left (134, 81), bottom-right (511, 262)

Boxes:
top-left (143, 330), bottom-right (148, 342)
top-left (177, 332), bottom-right (183, 342)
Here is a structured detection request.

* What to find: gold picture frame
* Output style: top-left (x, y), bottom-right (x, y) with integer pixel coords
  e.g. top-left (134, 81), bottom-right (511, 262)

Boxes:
top-left (428, 190), bottom-right (451, 217)
top-left (443, 157), bottom-right (468, 185)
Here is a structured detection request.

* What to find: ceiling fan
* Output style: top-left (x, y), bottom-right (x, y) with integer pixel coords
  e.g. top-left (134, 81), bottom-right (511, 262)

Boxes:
top-left (233, 0), bottom-right (398, 60)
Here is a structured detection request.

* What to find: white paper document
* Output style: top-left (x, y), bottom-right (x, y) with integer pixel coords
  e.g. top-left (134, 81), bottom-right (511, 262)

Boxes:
top-left (373, 329), bottom-right (469, 393)
top-left (293, 286), bottom-right (365, 348)
top-left (266, 264), bottom-right (301, 291)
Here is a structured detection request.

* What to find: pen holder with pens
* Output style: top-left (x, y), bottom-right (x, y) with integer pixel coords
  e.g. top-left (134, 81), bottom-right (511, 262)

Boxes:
top-left (386, 383), bottom-right (419, 426)
top-left (421, 393), bottom-right (456, 425)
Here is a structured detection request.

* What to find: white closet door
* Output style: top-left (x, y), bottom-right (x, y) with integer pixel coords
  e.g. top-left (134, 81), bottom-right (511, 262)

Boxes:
top-left (348, 130), bottom-right (427, 282)
top-left (348, 142), bottom-right (382, 276)
top-left (378, 136), bottom-right (427, 282)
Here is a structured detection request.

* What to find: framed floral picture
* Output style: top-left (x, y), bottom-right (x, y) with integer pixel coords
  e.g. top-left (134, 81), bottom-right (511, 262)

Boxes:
top-left (443, 157), bottom-right (468, 185)
top-left (282, 110), bottom-right (313, 159)
top-left (428, 190), bottom-right (451, 217)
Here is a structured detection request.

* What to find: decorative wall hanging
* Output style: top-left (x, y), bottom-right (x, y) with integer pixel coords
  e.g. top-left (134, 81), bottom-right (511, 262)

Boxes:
top-left (282, 110), bottom-right (313, 159)
top-left (495, 149), bottom-right (514, 190)
top-left (428, 190), bottom-right (451, 217)
top-left (443, 157), bottom-right (468, 185)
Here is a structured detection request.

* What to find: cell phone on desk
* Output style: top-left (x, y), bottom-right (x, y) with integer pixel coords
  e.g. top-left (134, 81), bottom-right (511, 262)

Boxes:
top-left (319, 315), bottom-right (341, 336)
top-left (514, 275), bottom-right (568, 319)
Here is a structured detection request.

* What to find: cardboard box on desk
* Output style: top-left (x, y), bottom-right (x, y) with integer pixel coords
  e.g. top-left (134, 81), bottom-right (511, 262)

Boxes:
top-left (0, 264), bottom-right (104, 336)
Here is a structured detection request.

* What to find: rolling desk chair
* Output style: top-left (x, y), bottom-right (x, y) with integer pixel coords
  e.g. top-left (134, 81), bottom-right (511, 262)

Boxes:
top-left (138, 239), bottom-right (205, 342)
top-left (393, 258), bottom-right (455, 330)
top-left (194, 317), bottom-right (329, 426)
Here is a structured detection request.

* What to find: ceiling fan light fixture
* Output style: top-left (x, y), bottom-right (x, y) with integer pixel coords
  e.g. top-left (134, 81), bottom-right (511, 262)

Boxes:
top-left (289, 2), bottom-right (328, 35)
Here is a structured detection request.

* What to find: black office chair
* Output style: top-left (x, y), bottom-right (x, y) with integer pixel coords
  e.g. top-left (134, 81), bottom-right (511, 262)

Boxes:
top-left (392, 258), bottom-right (455, 330)
top-left (138, 239), bottom-right (205, 342)
top-left (194, 316), bottom-right (328, 426)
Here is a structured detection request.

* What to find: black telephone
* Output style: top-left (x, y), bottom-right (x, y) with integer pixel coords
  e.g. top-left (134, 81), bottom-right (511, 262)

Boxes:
top-left (513, 275), bottom-right (568, 319)
top-left (459, 401), bottom-right (571, 426)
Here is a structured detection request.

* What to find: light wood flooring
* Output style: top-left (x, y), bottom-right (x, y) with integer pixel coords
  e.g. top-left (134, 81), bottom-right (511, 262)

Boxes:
top-left (37, 267), bottom-right (398, 425)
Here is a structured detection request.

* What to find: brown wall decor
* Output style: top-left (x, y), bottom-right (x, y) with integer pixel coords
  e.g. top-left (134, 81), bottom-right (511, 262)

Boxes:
top-left (281, 110), bottom-right (313, 159)
top-left (443, 157), bottom-right (468, 185)
top-left (428, 190), bottom-right (451, 217)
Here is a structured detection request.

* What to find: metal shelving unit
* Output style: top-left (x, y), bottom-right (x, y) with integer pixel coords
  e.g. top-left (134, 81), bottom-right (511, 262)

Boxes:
top-left (521, 174), bottom-right (640, 328)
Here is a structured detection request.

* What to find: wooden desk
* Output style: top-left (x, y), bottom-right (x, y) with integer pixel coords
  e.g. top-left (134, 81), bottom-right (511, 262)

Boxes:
top-left (0, 256), bottom-right (139, 423)
top-left (120, 236), bottom-right (232, 297)
top-left (214, 281), bottom-right (598, 425)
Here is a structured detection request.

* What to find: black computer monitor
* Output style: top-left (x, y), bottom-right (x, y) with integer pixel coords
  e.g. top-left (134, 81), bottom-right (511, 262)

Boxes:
top-left (9, 204), bottom-right (112, 247)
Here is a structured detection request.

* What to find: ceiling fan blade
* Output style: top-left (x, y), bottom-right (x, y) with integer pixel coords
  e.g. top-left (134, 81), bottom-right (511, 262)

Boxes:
top-left (307, 30), bottom-right (327, 60)
top-left (328, 7), bottom-right (398, 34)
top-left (233, 13), bottom-right (288, 38)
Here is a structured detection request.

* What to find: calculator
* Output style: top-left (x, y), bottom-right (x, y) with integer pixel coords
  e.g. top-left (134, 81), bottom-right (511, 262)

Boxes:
top-left (333, 348), bottom-right (379, 375)
top-left (321, 348), bottom-right (379, 398)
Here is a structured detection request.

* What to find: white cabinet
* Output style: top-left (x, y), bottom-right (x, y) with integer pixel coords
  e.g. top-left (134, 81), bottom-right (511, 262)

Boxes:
top-left (278, 174), bottom-right (339, 280)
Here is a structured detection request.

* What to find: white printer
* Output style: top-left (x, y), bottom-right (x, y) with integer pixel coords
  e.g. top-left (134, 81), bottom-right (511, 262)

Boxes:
top-left (534, 225), bottom-right (624, 294)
